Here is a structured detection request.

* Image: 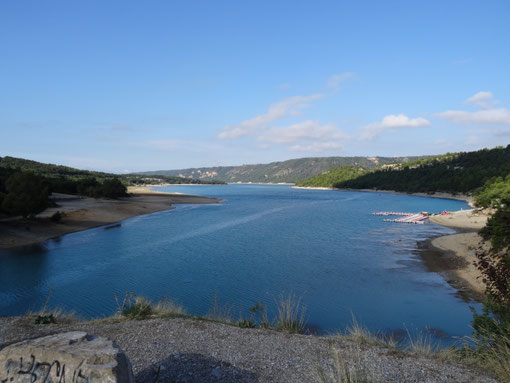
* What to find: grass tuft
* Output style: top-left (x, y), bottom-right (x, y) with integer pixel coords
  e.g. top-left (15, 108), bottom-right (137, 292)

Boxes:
top-left (343, 315), bottom-right (396, 348)
top-left (404, 328), bottom-right (440, 355)
top-left (275, 293), bottom-right (307, 334)
top-left (120, 295), bottom-right (187, 320)
top-left (317, 346), bottom-right (380, 383)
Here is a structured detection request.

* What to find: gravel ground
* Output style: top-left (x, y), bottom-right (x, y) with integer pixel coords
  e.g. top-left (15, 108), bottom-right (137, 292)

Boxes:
top-left (0, 316), bottom-right (498, 383)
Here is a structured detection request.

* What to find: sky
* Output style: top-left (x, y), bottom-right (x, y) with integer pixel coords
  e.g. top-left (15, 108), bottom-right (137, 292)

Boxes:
top-left (1, 1), bottom-right (509, 173)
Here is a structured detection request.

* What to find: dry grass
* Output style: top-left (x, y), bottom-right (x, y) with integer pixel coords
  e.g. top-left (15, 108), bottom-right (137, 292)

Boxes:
top-left (205, 293), bottom-right (236, 324)
top-left (450, 330), bottom-right (510, 383)
top-left (341, 315), bottom-right (396, 348)
top-left (275, 293), bottom-right (307, 334)
top-left (317, 346), bottom-right (381, 383)
top-left (26, 307), bottom-right (81, 325)
top-left (120, 295), bottom-right (187, 320)
top-left (25, 285), bottom-right (81, 325)
top-left (404, 328), bottom-right (440, 355)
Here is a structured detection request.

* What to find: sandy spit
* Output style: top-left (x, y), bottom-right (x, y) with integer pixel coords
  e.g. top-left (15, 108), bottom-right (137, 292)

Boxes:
top-left (0, 187), bottom-right (220, 250)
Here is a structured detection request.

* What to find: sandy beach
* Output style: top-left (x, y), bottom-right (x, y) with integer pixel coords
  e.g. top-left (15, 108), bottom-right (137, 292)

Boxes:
top-left (425, 209), bottom-right (490, 300)
top-left (0, 186), bottom-right (220, 250)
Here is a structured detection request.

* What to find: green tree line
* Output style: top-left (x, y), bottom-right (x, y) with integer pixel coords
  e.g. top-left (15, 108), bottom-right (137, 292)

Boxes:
top-left (294, 166), bottom-right (369, 188)
top-left (334, 146), bottom-right (510, 194)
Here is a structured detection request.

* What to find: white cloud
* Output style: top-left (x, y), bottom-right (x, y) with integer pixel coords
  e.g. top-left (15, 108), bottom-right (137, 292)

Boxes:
top-left (465, 91), bottom-right (497, 109)
top-left (217, 94), bottom-right (323, 139)
top-left (436, 108), bottom-right (510, 125)
top-left (360, 114), bottom-right (431, 140)
top-left (289, 141), bottom-right (343, 152)
top-left (327, 72), bottom-right (355, 90)
top-left (257, 120), bottom-right (346, 143)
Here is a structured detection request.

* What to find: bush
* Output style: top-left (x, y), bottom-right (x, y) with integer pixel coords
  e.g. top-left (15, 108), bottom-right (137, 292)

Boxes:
top-left (122, 296), bottom-right (153, 319)
top-left (1, 172), bottom-right (49, 217)
top-left (101, 178), bottom-right (127, 198)
top-left (50, 211), bottom-right (63, 222)
top-left (470, 198), bottom-right (510, 382)
top-left (478, 201), bottom-right (510, 306)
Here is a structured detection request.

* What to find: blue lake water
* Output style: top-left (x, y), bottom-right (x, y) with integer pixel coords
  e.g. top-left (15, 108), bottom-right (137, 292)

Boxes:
top-left (0, 185), bottom-right (477, 341)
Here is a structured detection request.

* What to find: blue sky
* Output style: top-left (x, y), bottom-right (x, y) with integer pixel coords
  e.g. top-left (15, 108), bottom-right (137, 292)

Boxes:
top-left (1, 1), bottom-right (509, 173)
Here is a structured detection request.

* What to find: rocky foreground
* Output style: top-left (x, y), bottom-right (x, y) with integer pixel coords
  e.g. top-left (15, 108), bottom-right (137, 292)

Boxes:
top-left (0, 316), bottom-right (498, 383)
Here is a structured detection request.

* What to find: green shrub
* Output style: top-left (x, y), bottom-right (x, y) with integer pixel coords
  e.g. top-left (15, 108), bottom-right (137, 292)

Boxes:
top-left (122, 296), bottom-right (154, 320)
top-left (50, 211), bottom-right (63, 222)
top-left (1, 172), bottom-right (49, 217)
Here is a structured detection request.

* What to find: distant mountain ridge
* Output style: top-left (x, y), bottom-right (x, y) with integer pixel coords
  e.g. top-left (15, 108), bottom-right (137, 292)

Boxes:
top-left (137, 156), bottom-right (427, 183)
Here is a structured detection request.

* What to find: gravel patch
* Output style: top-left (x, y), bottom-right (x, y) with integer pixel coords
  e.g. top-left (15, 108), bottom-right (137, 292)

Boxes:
top-left (0, 316), bottom-right (498, 383)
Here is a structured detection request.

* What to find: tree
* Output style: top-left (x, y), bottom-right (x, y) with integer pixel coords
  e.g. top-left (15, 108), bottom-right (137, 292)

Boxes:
top-left (472, 199), bottom-right (510, 352)
top-left (1, 172), bottom-right (49, 217)
top-left (477, 200), bottom-right (510, 307)
top-left (101, 178), bottom-right (127, 199)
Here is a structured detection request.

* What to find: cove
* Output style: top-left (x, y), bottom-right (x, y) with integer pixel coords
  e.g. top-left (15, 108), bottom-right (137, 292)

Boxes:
top-left (0, 184), bottom-right (478, 341)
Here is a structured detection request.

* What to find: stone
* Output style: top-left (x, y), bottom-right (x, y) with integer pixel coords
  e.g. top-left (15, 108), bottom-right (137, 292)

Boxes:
top-left (0, 331), bottom-right (134, 382)
top-left (211, 366), bottom-right (222, 378)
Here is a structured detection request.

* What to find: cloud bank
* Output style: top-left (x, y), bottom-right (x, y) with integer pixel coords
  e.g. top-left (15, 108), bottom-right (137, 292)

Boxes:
top-left (437, 92), bottom-right (510, 126)
top-left (217, 94), bottom-right (323, 139)
top-left (360, 114), bottom-right (430, 140)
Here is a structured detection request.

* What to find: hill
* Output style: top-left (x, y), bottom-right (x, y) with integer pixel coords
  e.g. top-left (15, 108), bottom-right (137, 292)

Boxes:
top-left (0, 156), bottom-right (224, 216)
top-left (295, 165), bottom-right (369, 188)
top-left (138, 156), bottom-right (426, 184)
top-left (334, 146), bottom-right (510, 195)
top-left (0, 156), bottom-right (225, 187)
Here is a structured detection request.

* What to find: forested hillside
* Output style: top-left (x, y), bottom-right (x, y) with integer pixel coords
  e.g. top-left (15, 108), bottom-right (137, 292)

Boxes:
top-left (295, 166), bottom-right (369, 188)
top-left (335, 146), bottom-right (510, 194)
top-left (0, 156), bottom-right (223, 217)
top-left (140, 156), bottom-right (425, 183)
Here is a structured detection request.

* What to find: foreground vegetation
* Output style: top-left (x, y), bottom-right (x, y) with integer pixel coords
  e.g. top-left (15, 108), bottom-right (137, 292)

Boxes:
top-left (29, 289), bottom-right (508, 382)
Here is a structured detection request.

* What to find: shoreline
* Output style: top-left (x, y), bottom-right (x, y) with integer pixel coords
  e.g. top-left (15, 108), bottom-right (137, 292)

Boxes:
top-left (423, 209), bottom-right (488, 301)
top-left (0, 186), bottom-right (220, 250)
top-left (293, 186), bottom-right (474, 206)
top-left (292, 185), bottom-right (488, 299)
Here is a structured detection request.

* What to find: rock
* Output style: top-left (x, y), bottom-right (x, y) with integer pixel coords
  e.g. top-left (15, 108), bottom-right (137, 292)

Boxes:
top-left (0, 331), bottom-right (134, 382)
top-left (211, 366), bottom-right (222, 378)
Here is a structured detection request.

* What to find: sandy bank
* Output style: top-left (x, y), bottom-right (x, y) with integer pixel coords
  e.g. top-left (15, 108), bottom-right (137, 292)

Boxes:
top-left (0, 188), bottom-right (220, 250)
top-left (424, 209), bottom-right (490, 301)
top-left (429, 208), bottom-right (487, 230)
top-left (422, 232), bottom-right (486, 300)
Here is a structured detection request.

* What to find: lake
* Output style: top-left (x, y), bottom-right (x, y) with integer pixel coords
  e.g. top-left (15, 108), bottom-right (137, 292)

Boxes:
top-left (0, 184), bottom-right (477, 341)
